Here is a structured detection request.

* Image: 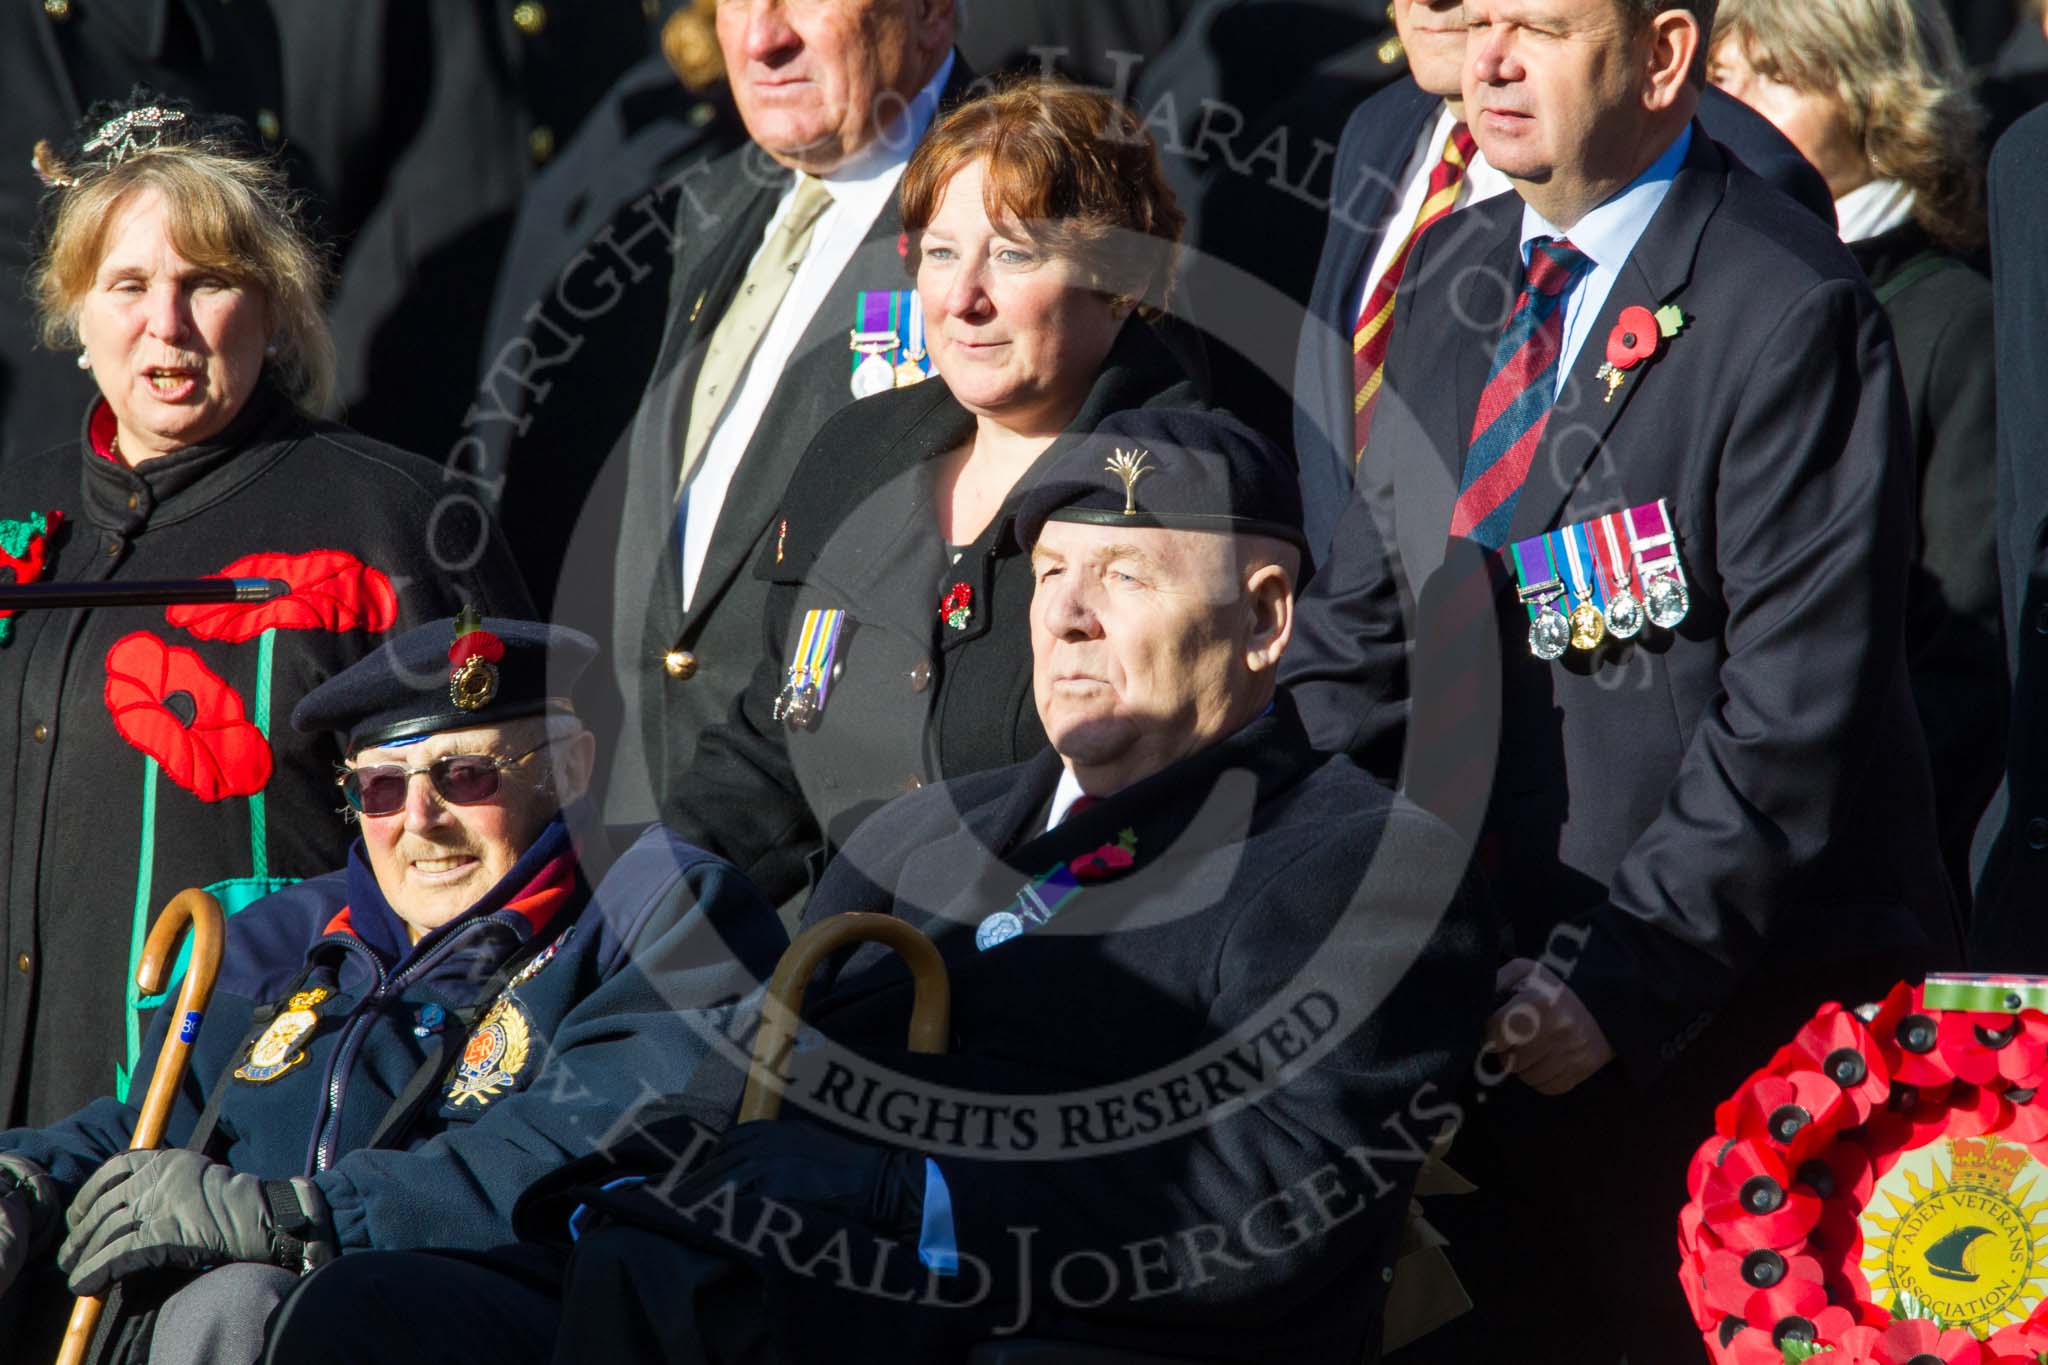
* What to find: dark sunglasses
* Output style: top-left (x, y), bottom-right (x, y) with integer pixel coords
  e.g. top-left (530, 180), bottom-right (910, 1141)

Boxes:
top-left (338, 741), bottom-right (548, 816)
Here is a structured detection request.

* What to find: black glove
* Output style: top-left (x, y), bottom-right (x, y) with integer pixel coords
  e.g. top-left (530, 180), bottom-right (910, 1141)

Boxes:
top-left (680, 1120), bottom-right (926, 1242)
top-left (57, 1149), bottom-right (335, 1297)
top-left (0, 1153), bottom-right (58, 1297)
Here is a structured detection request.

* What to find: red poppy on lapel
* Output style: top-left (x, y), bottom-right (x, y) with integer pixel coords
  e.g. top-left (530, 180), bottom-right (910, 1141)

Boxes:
top-left (1606, 305), bottom-right (1663, 370)
top-left (940, 582), bottom-right (973, 630)
top-left (1069, 829), bottom-right (1138, 882)
top-left (166, 549), bottom-right (398, 643)
top-left (0, 511), bottom-right (62, 644)
top-left (104, 632), bottom-right (272, 800)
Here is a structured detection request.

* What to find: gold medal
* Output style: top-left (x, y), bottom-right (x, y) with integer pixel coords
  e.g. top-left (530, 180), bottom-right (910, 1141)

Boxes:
top-left (1569, 598), bottom-right (1606, 651)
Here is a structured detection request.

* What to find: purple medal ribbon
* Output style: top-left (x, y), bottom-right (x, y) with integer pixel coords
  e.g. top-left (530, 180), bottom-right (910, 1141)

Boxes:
top-left (1511, 535), bottom-right (1562, 620)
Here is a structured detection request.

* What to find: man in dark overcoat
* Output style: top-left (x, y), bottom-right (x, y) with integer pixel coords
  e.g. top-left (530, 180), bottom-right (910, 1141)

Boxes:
top-left (1279, 0), bottom-right (1960, 1356)
top-left (260, 408), bottom-right (1492, 1365)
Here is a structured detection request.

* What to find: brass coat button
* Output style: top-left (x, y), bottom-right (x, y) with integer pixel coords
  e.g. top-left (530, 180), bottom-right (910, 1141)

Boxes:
top-left (528, 125), bottom-right (556, 164)
top-left (512, 1), bottom-right (546, 35)
top-left (43, 0), bottom-right (71, 20)
top-left (908, 660), bottom-right (931, 693)
top-left (126, 493), bottom-right (140, 511)
top-left (105, 540), bottom-right (120, 559)
top-left (30, 723), bottom-right (48, 743)
top-left (664, 650), bottom-right (698, 681)
top-left (14, 954), bottom-right (28, 974)
top-left (901, 774), bottom-right (923, 793)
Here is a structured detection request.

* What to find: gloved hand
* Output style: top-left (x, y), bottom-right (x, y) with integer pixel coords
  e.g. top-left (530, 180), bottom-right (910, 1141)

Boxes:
top-left (678, 1120), bottom-right (925, 1242)
top-left (0, 1153), bottom-right (58, 1298)
top-left (57, 1148), bottom-right (333, 1297)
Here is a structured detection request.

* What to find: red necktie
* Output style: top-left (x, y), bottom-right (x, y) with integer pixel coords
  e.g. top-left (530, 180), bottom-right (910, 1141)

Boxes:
top-left (1352, 122), bottom-right (1477, 462)
top-left (1448, 236), bottom-right (1593, 548)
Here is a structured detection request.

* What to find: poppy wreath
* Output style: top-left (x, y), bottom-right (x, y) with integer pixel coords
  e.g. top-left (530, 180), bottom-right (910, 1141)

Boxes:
top-left (166, 548), bottom-right (398, 643)
top-left (1680, 981), bottom-right (2048, 1363)
top-left (103, 631), bottom-right (273, 801)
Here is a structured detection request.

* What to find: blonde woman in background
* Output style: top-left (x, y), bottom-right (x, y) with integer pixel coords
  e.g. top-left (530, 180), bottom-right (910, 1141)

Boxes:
top-left (1712, 0), bottom-right (2002, 905)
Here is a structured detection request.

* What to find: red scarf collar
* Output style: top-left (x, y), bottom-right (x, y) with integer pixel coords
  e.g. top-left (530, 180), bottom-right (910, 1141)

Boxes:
top-left (322, 848), bottom-right (580, 944)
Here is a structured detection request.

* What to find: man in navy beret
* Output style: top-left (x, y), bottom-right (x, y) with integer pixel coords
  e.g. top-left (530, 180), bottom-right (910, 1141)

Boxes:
top-left (0, 614), bottom-right (781, 1364)
top-left (261, 431), bottom-right (1491, 1363)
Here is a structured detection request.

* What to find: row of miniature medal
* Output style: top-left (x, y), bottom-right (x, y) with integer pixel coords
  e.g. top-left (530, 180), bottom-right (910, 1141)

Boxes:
top-left (771, 608), bottom-right (846, 731)
top-left (850, 289), bottom-right (932, 398)
top-left (1512, 499), bottom-right (1691, 661)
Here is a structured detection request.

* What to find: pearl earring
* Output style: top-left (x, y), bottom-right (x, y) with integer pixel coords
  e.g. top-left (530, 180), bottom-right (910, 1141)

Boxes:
top-left (76, 351), bottom-right (90, 371)
top-left (264, 341), bottom-right (279, 358)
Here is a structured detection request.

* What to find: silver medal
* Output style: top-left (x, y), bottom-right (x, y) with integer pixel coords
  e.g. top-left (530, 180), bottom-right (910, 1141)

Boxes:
top-left (975, 911), bottom-right (1024, 952)
top-left (1529, 606), bottom-right (1571, 661)
top-left (1644, 572), bottom-right (1690, 630)
top-left (851, 350), bottom-right (896, 399)
top-left (1604, 589), bottom-right (1645, 640)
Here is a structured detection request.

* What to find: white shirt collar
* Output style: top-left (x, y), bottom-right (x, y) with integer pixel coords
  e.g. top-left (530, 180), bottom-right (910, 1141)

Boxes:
top-left (1045, 765), bottom-right (1088, 833)
top-left (1518, 123), bottom-right (1692, 270)
top-left (1835, 178), bottom-right (1916, 244)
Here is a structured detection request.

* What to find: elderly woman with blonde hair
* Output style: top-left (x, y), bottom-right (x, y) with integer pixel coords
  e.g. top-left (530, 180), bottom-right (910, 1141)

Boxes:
top-left (1710, 0), bottom-right (2001, 899)
top-left (0, 90), bottom-right (529, 1147)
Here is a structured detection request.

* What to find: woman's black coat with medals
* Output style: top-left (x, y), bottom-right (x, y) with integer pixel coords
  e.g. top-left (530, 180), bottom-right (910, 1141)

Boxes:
top-left (666, 320), bottom-right (1204, 906)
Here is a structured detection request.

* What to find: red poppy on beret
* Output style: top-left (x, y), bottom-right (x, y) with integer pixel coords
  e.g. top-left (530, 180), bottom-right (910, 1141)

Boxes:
top-left (103, 632), bottom-right (271, 800)
top-left (167, 549), bottom-right (398, 643)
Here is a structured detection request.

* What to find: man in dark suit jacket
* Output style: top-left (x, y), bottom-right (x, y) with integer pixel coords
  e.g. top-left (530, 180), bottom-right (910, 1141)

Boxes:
top-left (1293, 0), bottom-right (1835, 561)
top-left (603, 0), bottom-right (970, 826)
top-left (1972, 105), bottom-right (2048, 970)
top-left (259, 403), bottom-right (1491, 1365)
top-left (1282, 0), bottom-right (1958, 1355)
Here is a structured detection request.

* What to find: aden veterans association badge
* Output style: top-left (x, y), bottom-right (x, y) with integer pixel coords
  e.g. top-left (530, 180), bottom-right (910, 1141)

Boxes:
top-left (1859, 1136), bottom-right (2048, 1330)
top-left (446, 993), bottom-right (533, 1107)
top-left (234, 988), bottom-right (331, 1083)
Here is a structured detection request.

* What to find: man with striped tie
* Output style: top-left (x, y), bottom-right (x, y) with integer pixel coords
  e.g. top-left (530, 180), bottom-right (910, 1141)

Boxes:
top-left (1292, 0), bottom-right (1833, 561)
top-left (1283, 0), bottom-right (1957, 1356)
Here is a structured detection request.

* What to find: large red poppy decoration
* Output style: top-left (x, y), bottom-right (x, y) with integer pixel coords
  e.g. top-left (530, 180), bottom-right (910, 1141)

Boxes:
top-left (165, 549), bottom-right (398, 644)
top-left (104, 632), bottom-right (272, 800)
top-left (1681, 980), bottom-right (2048, 1363)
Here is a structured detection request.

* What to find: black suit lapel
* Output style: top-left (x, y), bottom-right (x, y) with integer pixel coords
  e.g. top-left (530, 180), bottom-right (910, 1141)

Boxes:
top-left (1505, 127), bottom-right (1725, 545)
top-left (682, 191), bottom-right (914, 630)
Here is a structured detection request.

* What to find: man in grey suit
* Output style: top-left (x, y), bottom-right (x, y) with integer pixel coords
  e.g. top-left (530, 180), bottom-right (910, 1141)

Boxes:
top-left (603, 0), bottom-right (969, 824)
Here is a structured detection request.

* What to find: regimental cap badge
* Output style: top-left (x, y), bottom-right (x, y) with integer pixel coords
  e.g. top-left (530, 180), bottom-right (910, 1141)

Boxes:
top-left (80, 105), bottom-right (188, 168)
top-left (447, 605), bottom-right (505, 712)
top-left (1104, 447), bottom-right (1154, 517)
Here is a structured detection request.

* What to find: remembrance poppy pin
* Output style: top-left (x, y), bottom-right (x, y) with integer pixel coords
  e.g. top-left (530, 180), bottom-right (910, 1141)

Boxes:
top-left (1596, 304), bottom-right (1688, 403)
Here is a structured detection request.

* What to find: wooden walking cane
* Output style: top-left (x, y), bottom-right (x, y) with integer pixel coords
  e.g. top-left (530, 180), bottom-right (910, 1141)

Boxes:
top-left (55, 888), bottom-right (226, 1365)
top-left (738, 913), bottom-right (950, 1123)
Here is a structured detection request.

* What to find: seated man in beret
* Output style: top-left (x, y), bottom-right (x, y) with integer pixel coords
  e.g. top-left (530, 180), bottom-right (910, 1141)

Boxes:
top-left (0, 614), bottom-right (781, 1365)
top-left (264, 415), bottom-right (1493, 1364)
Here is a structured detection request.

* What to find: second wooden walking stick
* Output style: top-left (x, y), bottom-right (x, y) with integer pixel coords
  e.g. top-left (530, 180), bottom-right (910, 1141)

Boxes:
top-left (55, 887), bottom-right (226, 1365)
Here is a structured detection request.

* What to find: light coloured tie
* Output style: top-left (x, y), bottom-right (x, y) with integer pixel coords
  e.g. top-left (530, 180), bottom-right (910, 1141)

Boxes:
top-left (679, 173), bottom-right (835, 485)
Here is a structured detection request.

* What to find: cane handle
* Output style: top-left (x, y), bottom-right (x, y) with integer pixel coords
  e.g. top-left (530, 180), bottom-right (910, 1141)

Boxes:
top-left (57, 888), bottom-right (227, 1365)
top-left (738, 913), bottom-right (949, 1123)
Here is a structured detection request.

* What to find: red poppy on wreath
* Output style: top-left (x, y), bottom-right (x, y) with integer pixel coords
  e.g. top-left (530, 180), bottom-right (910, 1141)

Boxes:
top-left (167, 548), bottom-right (398, 643)
top-left (1785, 1003), bottom-right (1894, 1124)
top-left (1937, 1008), bottom-right (2048, 1091)
top-left (1069, 829), bottom-right (1138, 882)
top-left (104, 631), bottom-right (272, 800)
top-left (0, 510), bottom-right (62, 645)
top-left (448, 605), bottom-right (505, 711)
top-left (940, 582), bottom-right (973, 631)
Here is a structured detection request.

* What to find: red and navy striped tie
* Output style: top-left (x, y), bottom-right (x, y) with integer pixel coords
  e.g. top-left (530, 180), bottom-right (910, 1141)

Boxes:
top-left (1449, 236), bottom-right (1593, 548)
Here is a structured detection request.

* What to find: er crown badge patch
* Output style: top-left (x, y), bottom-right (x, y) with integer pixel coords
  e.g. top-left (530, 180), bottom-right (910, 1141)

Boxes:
top-left (446, 992), bottom-right (533, 1107)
